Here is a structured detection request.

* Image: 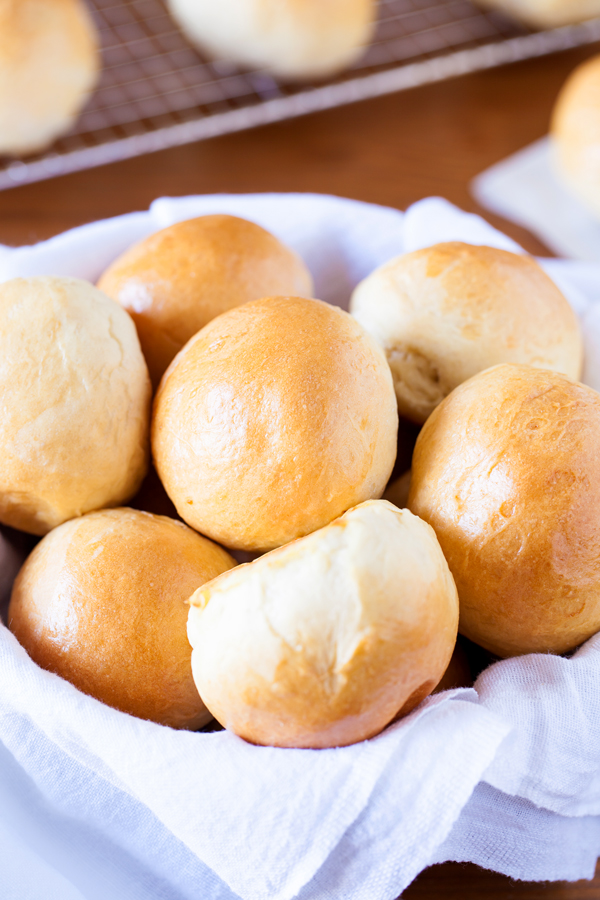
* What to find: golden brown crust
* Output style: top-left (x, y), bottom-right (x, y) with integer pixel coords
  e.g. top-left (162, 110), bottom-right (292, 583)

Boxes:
top-left (8, 508), bottom-right (236, 729)
top-left (408, 364), bottom-right (600, 657)
top-left (98, 215), bottom-right (314, 387)
top-left (187, 501), bottom-right (459, 748)
top-left (152, 295), bottom-right (398, 551)
top-left (0, 276), bottom-right (151, 535)
top-left (350, 242), bottom-right (583, 424)
top-left (0, 0), bottom-right (99, 155)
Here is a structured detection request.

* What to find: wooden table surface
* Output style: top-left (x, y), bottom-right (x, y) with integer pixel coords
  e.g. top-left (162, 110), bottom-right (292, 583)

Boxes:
top-left (1, 37), bottom-right (599, 900)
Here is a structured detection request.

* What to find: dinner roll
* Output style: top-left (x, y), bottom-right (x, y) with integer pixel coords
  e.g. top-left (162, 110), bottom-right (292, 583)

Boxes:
top-left (0, 276), bottom-right (151, 535)
top-left (9, 508), bottom-right (236, 728)
top-left (408, 364), bottom-right (600, 658)
top-left (153, 295), bottom-right (398, 551)
top-left (97, 215), bottom-right (314, 387)
top-left (187, 500), bottom-right (459, 748)
top-left (350, 242), bottom-right (582, 424)
top-left (473, 0), bottom-right (600, 27)
top-left (551, 54), bottom-right (600, 221)
top-left (0, 0), bottom-right (99, 156)
top-left (167, 0), bottom-right (375, 80)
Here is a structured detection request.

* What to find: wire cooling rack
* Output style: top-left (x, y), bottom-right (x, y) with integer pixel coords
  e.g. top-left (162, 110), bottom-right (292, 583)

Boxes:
top-left (2, 0), bottom-right (600, 191)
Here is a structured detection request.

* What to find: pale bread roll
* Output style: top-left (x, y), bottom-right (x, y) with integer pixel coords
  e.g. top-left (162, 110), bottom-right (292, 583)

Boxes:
top-left (187, 500), bottom-right (459, 748)
top-left (350, 242), bottom-right (582, 424)
top-left (408, 364), bottom-right (600, 658)
top-left (0, 0), bottom-right (99, 156)
top-left (473, 0), bottom-right (600, 27)
top-left (152, 296), bottom-right (398, 552)
top-left (551, 54), bottom-right (600, 221)
top-left (98, 215), bottom-right (314, 388)
top-left (9, 508), bottom-right (236, 729)
top-left (0, 276), bottom-right (151, 535)
top-left (167, 0), bottom-right (375, 80)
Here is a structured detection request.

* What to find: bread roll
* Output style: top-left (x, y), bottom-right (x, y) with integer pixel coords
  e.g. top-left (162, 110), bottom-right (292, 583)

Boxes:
top-left (98, 215), bottom-right (314, 388)
top-left (0, 0), bottom-right (99, 156)
top-left (187, 500), bottom-right (459, 748)
top-left (408, 364), bottom-right (600, 658)
top-left (350, 242), bottom-right (582, 424)
top-left (167, 0), bottom-right (375, 81)
top-left (551, 54), bottom-right (600, 221)
top-left (153, 295), bottom-right (398, 551)
top-left (0, 276), bottom-right (151, 535)
top-left (473, 0), bottom-right (600, 27)
top-left (9, 508), bottom-right (236, 728)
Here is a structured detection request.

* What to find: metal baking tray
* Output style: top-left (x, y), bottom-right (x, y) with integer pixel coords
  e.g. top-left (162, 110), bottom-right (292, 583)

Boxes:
top-left (2, 0), bottom-right (600, 191)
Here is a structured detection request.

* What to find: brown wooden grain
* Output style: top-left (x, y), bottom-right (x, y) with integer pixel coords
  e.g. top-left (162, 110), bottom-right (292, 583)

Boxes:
top-left (0, 37), bottom-right (599, 900)
top-left (0, 43), bottom-right (599, 251)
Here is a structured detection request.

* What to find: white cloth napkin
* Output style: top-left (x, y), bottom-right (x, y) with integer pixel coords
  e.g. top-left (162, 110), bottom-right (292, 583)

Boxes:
top-left (0, 193), bottom-right (599, 900)
top-left (472, 136), bottom-right (600, 262)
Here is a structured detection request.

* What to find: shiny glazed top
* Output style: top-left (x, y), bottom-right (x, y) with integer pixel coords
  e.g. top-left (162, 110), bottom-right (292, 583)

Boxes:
top-left (408, 364), bottom-right (600, 657)
top-left (152, 295), bottom-right (399, 551)
top-left (9, 508), bottom-right (235, 728)
top-left (98, 214), bottom-right (314, 388)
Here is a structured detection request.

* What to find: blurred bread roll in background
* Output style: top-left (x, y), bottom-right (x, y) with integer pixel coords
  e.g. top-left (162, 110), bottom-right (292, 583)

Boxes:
top-left (408, 364), bottom-right (600, 658)
top-left (350, 242), bottom-right (582, 424)
top-left (9, 508), bottom-right (236, 729)
top-left (0, 276), bottom-right (151, 535)
top-left (0, 0), bottom-right (99, 156)
top-left (98, 215), bottom-right (313, 388)
top-left (167, 0), bottom-right (375, 80)
top-left (187, 500), bottom-right (459, 748)
top-left (551, 54), bottom-right (600, 221)
top-left (153, 296), bottom-right (398, 551)
top-left (473, 0), bottom-right (600, 27)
